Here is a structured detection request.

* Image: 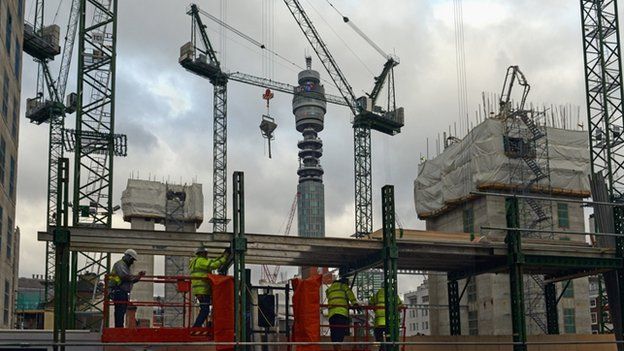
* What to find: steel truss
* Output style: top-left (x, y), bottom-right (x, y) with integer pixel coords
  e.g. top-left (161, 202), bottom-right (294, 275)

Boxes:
top-left (581, 0), bottom-right (624, 345)
top-left (71, 0), bottom-right (119, 329)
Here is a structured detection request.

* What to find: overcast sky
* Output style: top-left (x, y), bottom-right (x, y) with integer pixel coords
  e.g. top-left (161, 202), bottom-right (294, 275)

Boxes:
top-left (16, 0), bottom-right (589, 293)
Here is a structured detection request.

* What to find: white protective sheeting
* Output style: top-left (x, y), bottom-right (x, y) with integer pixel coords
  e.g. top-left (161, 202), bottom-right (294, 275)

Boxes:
top-left (121, 179), bottom-right (204, 224)
top-left (414, 119), bottom-right (590, 218)
top-left (121, 179), bottom-right (167, 220)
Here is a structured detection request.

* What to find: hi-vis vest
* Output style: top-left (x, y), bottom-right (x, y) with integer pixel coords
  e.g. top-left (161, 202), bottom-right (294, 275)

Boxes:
top-left (370, 289), bottom-right (403, 327)
top-left (326, 282), bottom-right (356, 319)
top-left (108, 274), bottom-right (122, 287)
top-left (189, 254), bottom-right (228, 295)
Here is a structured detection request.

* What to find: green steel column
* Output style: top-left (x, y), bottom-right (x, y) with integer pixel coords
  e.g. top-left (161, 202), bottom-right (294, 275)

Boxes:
top-left (614, 205), bottom-right (624, 351)
top-left (381, 185), bottom-right (399, 351)
top-left (233, 171), bottom-right (247, 351)
top-left (69, 252), bottom-right (77, 328)
top-left (447, 279), bottom-right (461, 335)
top-left (53, 158), bottom-right (70, 351)
top-left (544, 282), bottom-right (559, 334)
top-left (505, 197), bottom-right (526, 351)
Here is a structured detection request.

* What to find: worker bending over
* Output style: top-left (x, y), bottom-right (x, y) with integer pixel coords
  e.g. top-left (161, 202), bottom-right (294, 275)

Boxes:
top-left (326, 276), bottom-right (359, 351)
top-left (190, 246), bottom-right (230, 327)
top-left (109, 249), bottom-right (146, 328)
top-left (370, 287), bottom-right (403, 351)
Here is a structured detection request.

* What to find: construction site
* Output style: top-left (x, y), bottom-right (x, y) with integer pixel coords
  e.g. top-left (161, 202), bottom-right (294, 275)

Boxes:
top-left (2, 0), bottom-right (624, 350)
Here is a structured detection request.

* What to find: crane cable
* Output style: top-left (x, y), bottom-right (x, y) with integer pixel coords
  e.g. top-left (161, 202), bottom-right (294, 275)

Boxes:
top-left (199, 8), bottom-right (303, 73)
top-left (199, 8), bottom-right (339, 90)
top-left (304, 0), bottom-right (375, 77)
top-left (324, 0), bottom-right (390, 61)
top-left (53, 0), bottom-right (65, 25)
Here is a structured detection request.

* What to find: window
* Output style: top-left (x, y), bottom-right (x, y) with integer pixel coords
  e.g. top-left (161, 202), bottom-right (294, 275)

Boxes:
top-left (13, 38), bottom-right (20, 79)
top-left (591, 312), bottom-right (598, 325)
top-left (2, 71), bottom-right (8, 119)
top-left (558, 203), bottom-right (569, 228)
top-left (415, 323), bottom-right (418, 331)
top-left (3, 280), bottom-right (9, 324)
top-left (421, 295), bottom-right (429, 303)
top-left (564, 308), bottom-right (576, 333)
top-left (591, 298), bottom-right (597, 308)
top-left (5, 9), bottom-right (12, 55)
top-left (468, 310), bottom-right (479, 335)
top-left (414, 309), bottom-right (418, 317)
top-left (11, 97), bottom-right (17, 138)
top-left (463, 207), bottom-right (474, 234)
top-left (467, 278), bottom-right (477, 302)
top-left (424, 321), bottom-right (428, 330)
top-left (562, 280), bottom-right (574, 298)
top-left (424, 309), bottom-right (428, 317)
top-left (0, 137), bottom-right (6, 185)
top-left (6, 217), bottom-right (11, 260)
top-left (9, 156), bottom-right (15, 199)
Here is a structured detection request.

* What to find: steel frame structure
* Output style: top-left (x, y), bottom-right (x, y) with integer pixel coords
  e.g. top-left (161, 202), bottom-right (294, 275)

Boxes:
top-left (581, 0), bottom-right (624, 347)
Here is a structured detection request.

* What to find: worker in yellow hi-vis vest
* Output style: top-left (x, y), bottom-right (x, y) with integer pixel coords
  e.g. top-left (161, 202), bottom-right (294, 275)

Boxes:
top-left (369, 287), bottom-right (403, 351)
top-left (109, 249), bottom-right (146, 328)
top-left (189, 246), bottom-right (230, 327)
top-left (325, 276), bottom-right (359, 351)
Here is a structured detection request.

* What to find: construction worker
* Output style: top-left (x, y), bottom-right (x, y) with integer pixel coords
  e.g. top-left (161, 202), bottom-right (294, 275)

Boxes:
top-left (109, 249), bottom-right (146, 328)
top-left (325, 276), bottom-right (359, 351)
top-left (190, 246), bottom-right (230, 327)
top-left (369, 287), bottom-right (403, 351)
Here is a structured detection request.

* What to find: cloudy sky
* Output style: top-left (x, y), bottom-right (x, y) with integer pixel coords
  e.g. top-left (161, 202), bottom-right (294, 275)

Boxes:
top-left (16, 0), bottom-right (588, 293)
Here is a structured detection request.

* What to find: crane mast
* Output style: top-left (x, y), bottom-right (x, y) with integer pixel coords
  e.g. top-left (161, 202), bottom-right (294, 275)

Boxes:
top-left (580, 0), bottom-right (624, 345)
top-left (181, 4), bottom-right (229, 233)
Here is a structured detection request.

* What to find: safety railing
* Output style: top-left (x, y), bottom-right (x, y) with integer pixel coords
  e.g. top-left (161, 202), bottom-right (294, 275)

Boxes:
top-left (319, 304), bottom-right (407, 351)
top-left (102, 274), bottom-right (214, 342)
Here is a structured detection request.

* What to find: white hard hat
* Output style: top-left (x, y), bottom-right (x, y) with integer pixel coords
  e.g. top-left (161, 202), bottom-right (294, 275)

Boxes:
top-left (195, 246), bottom-right (209, 254)
top-left (124, 249), bottom-right (139, 260)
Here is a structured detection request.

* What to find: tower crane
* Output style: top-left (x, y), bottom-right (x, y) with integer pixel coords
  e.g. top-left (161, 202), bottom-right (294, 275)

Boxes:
top-left (580, 0), bottom-right (624, 347)
top-left (22, 0), bottom-right (81, 304)
top-left (281, 0), bottom-right (404, 238)
top-left (180, 3), bottom-right (230, 233)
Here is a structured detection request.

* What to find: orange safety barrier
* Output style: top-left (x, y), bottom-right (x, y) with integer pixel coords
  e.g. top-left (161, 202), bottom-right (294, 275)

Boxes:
top-left (292, 274), bottom-right (322, 351)
top-left (102, 274), bottom-right (234, 344)
top-left (207, 274), bottom-right (235, 351)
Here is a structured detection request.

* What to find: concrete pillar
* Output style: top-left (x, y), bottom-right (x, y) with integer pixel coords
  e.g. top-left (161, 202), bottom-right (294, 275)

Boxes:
top-left (164, 222), bottom-right (197, 327)
top-left (129, 218), bottom-right (155, 327)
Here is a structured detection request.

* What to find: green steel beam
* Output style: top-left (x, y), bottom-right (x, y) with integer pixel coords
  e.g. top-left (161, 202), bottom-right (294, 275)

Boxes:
top-left (381, 185), bottom-right (399, 351)
top-left (506, 197), bottom-right (527, 351)
top-left (233, 171), bottom-right (247, 351)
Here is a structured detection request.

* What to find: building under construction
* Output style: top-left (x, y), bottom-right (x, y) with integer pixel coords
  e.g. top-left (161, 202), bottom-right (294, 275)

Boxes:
top-left (415, 113), bottom-right (592, 335)
top-left (6, 0), bottom-right (624, 350)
